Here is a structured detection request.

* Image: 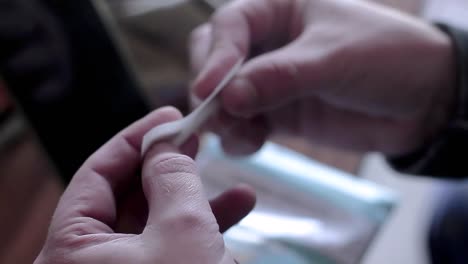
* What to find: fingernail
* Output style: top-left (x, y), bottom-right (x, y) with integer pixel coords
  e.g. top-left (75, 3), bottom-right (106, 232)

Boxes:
top-left (191, 73), bottom-right (210, 100)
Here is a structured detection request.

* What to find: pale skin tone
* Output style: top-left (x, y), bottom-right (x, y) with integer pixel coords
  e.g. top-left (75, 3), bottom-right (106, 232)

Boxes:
top-left (37, 0), bottom-right (457, 262)
top-left (191, 0), bottom-right (456, 156)
top-left (35, 107), bottom-right (255, 264)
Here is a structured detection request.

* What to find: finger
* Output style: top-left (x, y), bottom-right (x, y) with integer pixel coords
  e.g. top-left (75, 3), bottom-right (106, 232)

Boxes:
top-left (51, 107), bottom-right (183, 233)
top-left (192, 0), bottom-right (294, 100)
top-left (115, 183), bottom-right (148, 234)
top-left (220, 115), bottom-right (269, 156)
top-left (210, 111), bottom-right (239, 136)
top-left (199, 110), bottom-right (269, 156)
top-left (142, 143), bottom-right (212, 230)
top-left (210, 184), bottom-right (256, 233)
top-left (111, 136), bottom-right (198, 235)
top-left (221, 44), bottom-right (325, 118)
top-left (189, 23), bottom-right (213, 76)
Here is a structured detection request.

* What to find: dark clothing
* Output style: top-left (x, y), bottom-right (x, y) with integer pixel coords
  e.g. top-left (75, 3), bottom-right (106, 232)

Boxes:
top-left (0, 0), bottom-right (149, 182)
top-left (384, 23), bottom-right (468, 264)
top-left (428, 183), bottom-right (468, 264)
top-left (1, 2), bottom-right (468, 264)
top-left (389, 24), bottom-right (468, 179)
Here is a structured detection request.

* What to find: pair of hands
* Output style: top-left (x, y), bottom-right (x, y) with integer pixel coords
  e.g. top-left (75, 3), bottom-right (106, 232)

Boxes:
top-left (36, 0), bottom-right (456, 263)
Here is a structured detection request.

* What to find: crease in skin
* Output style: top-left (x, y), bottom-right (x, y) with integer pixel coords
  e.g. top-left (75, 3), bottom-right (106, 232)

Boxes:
top-left (141, 59), bottom-right (244, 156)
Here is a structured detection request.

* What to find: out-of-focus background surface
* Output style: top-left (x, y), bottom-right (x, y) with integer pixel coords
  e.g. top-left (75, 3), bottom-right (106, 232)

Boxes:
top-left (0, 0), bottom-right (467, 263)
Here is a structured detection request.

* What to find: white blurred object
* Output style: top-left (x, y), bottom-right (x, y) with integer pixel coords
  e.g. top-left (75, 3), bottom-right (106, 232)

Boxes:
top-left (359, 154), bottom-right (449, 264)
top-left (362, 2), bottom-right (468, 263)
top-left (198, 134), bottom-right (397, 264)
top-left (424, 0), bottom-right (468, 28)
top-left (141, 60), bottom-right (242, 155)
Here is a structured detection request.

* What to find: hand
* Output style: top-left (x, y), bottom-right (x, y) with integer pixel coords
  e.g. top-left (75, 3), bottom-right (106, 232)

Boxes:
top-left (190, 0), bottom-right (456, 156)
top-left (34, 107), bottom-right (255, 264)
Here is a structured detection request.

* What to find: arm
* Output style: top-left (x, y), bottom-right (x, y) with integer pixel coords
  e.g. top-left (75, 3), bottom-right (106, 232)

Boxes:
top-left (388, 24), bottom-right (468, 178)
top-left (189, 0), bottom-right (458, 176)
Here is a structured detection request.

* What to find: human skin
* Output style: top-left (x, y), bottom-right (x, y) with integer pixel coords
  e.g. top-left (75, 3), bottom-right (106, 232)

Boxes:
top-left (190, 0), bottom-right (456, 156)
top-left (34, 107), bottom-right (256, 264)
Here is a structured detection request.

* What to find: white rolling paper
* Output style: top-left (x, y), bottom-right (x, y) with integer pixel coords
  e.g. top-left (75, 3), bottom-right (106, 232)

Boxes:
top-left (141, 59), bottom-right (243, 156)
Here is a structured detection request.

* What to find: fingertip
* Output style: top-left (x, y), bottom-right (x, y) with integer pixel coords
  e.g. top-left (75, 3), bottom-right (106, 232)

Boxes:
top-left (220, 117), bottom-right (269, 156)
top-left (221, 126), bottom-right (265, 156)
top-left (232, 183), bottom-right (257, 206)
top-left (120, 106), bottom-right (183, 154)
top-left (189, 23), bottom-right (213, 76)
top-left (210, 111), bottom-right (241, 137)
top-left (210, 183), bottom-right (257, 233)
top-left (221, 135), bottom-right (265, 157)
top-left (154, 106), bottom-right (184, 120)
top-left (222, 77), bottom-right (258, 118)
top-left (189, 23), bottom-right (212, 49)
top-left (192, 54), bottom-right (242, 100)
top-left (142, 142), bottom-right (196, 187)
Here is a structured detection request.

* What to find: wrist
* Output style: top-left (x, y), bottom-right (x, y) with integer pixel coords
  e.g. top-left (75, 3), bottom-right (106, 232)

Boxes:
top-left (418, 24), bottom-right (457, 147)
top-left (387, 23), bottom-right (468, 176)
top-left (388, 23), bottom-right (456, 156)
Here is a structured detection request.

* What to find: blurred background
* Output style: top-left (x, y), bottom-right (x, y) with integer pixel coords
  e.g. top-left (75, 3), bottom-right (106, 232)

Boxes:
top-left (0, 0), bottom-right (467, 263)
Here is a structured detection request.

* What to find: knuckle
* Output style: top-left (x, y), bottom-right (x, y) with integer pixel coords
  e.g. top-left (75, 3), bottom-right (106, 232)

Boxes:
top-left (147, 153), bottom-right (196, 176)
top-left (166, 210), bottom-right (218, 234)
top-left (211, 9), bottom-right (248, 57)
top-left (250, 60), bottom-right (300, 101)
top-left (175, 211), bottom-right (207, 229)
top-left (143, 153), bottom-right (201, 200)
top-left (273, 60), bottom-right (300, 86)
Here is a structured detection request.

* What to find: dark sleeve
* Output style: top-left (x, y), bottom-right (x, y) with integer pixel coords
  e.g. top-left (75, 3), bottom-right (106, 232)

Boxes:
top-left (0, 0), bottom-right (149, 182)
top-left (387, 23), bottom-right (468, 179)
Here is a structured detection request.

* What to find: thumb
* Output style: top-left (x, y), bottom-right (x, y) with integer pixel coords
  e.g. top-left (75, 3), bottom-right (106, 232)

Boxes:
top-left (221, 46), bottom-right (323, 117)
top-left (141, 143), bottom-right (213, 231)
